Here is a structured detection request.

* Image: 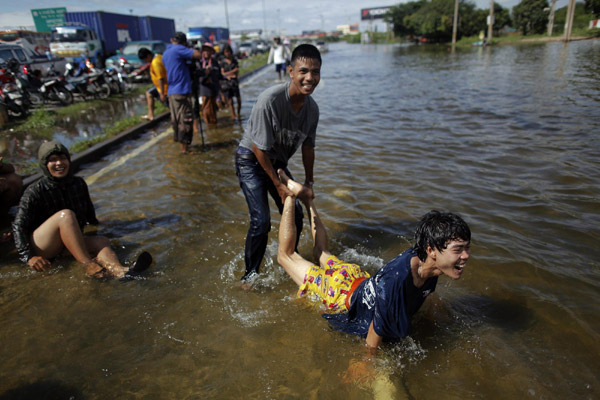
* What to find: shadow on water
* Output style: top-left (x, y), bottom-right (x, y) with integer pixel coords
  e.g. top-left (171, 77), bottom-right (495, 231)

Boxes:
top-left (449, 294), bottom-right (536, 333)
top-left (100, 214), bottom-right (183, 237)
top-left (0, 380), bottom-right (84, 400)
top-left (189, 138), bottom-right (239, 153)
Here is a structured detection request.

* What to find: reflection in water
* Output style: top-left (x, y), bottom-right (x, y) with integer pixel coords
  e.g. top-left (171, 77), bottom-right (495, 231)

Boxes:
top-left (0, 40), bottom-right (599, 398)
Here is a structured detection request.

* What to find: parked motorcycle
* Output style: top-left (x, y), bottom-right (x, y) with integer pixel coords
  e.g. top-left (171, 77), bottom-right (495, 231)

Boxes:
top-left (86, 71), bottom-right (111, 99)
top-left (38, 75), bottom-right (74, 106)
top-left (0, 60), bottom-right (30, 118)
top-left (64, 63), bottom-right (110, 100)
top-left (3, 59), bottom-right (37, 109)
top-left (104, 67), bottom-right (126, 94)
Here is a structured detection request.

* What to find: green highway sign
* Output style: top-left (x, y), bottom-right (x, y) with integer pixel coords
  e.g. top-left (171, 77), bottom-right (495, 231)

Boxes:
top-left (31, 7), bottom-right (67, 32)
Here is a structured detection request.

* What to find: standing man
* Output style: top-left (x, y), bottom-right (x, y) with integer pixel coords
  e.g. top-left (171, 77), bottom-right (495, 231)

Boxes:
top-left (235, 44), bottom-right (321, 289)
top-left (161, 32), bottom-right (202, 153)
top-left (138, 47), bottom-right (168, 121)
top-left (267, 37), bottom-right (291, 80)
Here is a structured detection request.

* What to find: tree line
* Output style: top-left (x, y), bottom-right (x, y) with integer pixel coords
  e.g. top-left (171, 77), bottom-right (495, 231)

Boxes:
top-left (384, 0), bottom-right (599, 41)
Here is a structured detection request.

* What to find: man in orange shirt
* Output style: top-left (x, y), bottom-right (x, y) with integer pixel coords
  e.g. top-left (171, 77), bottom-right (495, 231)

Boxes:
top-left (138, 47), bottom-right (168, 121)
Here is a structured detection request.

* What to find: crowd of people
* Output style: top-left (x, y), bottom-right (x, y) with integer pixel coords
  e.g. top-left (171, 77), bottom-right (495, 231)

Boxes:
top-left (0, 36), bottom-right (473, 366)
top-left (140, 32), bottom-right (243, 153)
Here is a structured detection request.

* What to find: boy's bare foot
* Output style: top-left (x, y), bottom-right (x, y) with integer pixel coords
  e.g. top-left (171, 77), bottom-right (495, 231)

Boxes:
top-left (277, 169), bottom-right (313, 204)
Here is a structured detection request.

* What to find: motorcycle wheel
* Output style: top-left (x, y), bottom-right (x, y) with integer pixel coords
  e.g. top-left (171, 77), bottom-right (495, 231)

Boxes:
top-left (54, 87), bottom-right (74, 105)
top-left (97, 83), bottom-right (111, 99)
top-left (28, 92), bottom-right (44, 107)
top-left (108, 80), bottom-right (120, 95)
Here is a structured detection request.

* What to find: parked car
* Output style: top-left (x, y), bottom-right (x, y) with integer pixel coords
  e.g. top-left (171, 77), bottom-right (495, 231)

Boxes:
top-left (105, 40), bottom-right (167, 69)
top-left (237, 41), bottom-right (257, 58)
top-left (255, 40), bottom-right (268, 53)
top-left (0, 43), bottom-right (67, 77)
top-left (315, 41), bottom-right (328, 53)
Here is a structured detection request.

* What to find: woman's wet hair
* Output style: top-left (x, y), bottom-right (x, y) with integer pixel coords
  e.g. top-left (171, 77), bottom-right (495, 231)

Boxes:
top-left (290, 44), bottom-right (321, 67)
top-left (414, 210), bottom-right (471, 261)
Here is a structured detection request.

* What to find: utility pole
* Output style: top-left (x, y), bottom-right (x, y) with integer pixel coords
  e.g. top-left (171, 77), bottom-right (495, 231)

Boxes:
top-left (452, 0), bottom-right (459, 45)
top-left (261, 0), bottom-right (267, 38)
top-left (487, 0), bottom-right (494, 43)
top-left (223, 0), bottom-right (230, 32)
top-left (564, 0), bottom-right (576, 41)
top-left (547, 0), bottom-right (557, 35)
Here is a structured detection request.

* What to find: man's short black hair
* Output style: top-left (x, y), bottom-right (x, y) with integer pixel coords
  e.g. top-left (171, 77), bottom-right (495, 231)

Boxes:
top-left (290, 44), bottom-right (321, 67)
top-left (414, 210), bottom-right (471, 261)
top-left (137, 47), bottom-right (153, 61)
top-left (172, 31), bottom-right (187, 45)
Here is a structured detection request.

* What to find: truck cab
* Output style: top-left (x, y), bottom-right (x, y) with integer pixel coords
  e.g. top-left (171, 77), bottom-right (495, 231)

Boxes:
top-left (50, 24), bottom-right (103, 65)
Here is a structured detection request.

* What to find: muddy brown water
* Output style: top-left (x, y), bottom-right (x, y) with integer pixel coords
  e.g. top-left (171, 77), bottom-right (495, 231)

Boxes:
top-left (1, 41), bottom-right (599, 399)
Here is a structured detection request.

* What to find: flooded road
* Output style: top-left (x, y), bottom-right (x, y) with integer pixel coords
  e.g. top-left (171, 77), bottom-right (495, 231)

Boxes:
top-left (1, 40), bottom-right (599, 399)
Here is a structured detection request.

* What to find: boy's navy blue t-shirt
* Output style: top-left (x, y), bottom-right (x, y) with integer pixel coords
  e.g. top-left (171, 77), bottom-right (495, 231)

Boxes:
top-left (323, 248), bottom-right (438, 340)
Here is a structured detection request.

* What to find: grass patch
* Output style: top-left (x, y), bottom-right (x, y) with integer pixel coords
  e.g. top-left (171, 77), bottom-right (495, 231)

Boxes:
top-left (10, 109), bottom-right (57, 138)
top-left (69, 114), bottom-right (145, 154)
top-left (239, 53), bottom-right (269, 76)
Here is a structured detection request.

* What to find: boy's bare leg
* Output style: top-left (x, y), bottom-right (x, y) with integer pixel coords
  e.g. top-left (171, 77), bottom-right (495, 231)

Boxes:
top-left (277, 169), bottom-right (330, 267)
top-left (145, 92), bottom-right (155, 120)
top-left (277, 194), bottom-right (314, 286)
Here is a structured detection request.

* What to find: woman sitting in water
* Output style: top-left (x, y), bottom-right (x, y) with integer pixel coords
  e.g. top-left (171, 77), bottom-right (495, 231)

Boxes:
top-left (12, 141), bottom-right (151, 280)
top-left (276, 169), bottom-right (471, 350)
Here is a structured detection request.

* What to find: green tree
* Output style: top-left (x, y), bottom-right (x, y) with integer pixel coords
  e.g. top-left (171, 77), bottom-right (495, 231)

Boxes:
top-left (385, 1), bottom-right (426, 36)
top-left (512, 0), bottom-right (550, 35)
top-left (585, 0), bottom-right (600, 17)
top-left (404, 0), bottom-right (480, 41)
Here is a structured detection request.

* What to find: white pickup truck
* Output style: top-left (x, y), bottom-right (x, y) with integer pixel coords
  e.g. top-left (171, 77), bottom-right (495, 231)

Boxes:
top-left (0, 43), bottom-right (68, 77)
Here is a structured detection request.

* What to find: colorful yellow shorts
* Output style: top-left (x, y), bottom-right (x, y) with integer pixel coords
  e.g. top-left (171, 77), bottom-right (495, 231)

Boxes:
top-left (298, 255), bottom-right (370, 312)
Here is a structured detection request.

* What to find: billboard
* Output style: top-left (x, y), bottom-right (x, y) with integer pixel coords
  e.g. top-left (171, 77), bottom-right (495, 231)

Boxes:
top-left (361, 7), bottom-right (392, 21)
top-left (31, 7), bottom-right (67, 32)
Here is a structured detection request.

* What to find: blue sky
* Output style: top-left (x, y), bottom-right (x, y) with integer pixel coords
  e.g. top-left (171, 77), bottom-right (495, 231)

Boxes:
top-left (1, 0), bottom-right (570, 36)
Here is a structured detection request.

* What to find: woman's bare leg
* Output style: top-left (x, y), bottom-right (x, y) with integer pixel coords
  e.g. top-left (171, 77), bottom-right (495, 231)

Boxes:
top-left (33, 210), bottom-right (93, 262)
top-left (277, 169), bottom-right (330, 267)
top-left (33, 209), bottom-right (127, 278)
top-left (85, 236), bottom-right (127, 278)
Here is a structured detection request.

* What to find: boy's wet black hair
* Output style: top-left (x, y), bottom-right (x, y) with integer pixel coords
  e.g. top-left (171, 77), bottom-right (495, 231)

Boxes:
top-left (414, 210), bottom-right (471, 261)
top-left (137, 47), bottom-right (153, 61)
top-left (290, 44), bottom-right (321, 67)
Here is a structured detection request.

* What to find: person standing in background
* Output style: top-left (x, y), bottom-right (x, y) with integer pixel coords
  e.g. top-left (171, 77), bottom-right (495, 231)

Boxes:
top-left (138, 47), bottom-right (168, 121)
top-left (162, 32), bottom-right (202, 153)
top-left (268, 37), bottom-right (291, 81)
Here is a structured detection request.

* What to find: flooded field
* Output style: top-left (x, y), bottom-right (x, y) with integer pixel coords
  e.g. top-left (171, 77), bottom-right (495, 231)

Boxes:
top-left (0, 40), bottom-right (599, 399)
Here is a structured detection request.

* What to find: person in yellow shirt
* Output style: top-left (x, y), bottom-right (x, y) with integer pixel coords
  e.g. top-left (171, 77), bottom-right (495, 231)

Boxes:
top-left (138, 47), bottom-right (169, 121)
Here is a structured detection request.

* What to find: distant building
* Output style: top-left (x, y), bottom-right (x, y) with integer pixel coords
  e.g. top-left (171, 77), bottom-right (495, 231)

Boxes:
top-left (300, 30), bottom-right (326, 38)
top-left (230, 29), bottom-right (262, 41)
top-left (336, 24), bottom-right (360, 35)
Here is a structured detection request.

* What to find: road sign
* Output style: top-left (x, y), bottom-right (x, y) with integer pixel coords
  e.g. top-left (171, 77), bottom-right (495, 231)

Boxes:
top-left (31, 8), bottom-right (67, 32)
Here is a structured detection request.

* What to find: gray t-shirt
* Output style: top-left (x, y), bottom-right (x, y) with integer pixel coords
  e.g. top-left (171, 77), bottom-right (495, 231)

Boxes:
top-left (239, 81), bottom-right (319, 164)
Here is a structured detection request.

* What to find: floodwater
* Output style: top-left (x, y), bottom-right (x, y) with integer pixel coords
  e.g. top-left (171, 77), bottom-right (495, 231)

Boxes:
top-left (0, 92), bottom-right (151, 171)
top-left (1, 40), bottom-right (599, 399)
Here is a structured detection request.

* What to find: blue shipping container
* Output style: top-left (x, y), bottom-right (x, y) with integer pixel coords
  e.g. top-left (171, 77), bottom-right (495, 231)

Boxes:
top-left (65, 11), bottom-right (141, 55)
top-left (138, 16), bottom-right (175, 42)
top-left (188, 27), bottom-right (229, 43)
